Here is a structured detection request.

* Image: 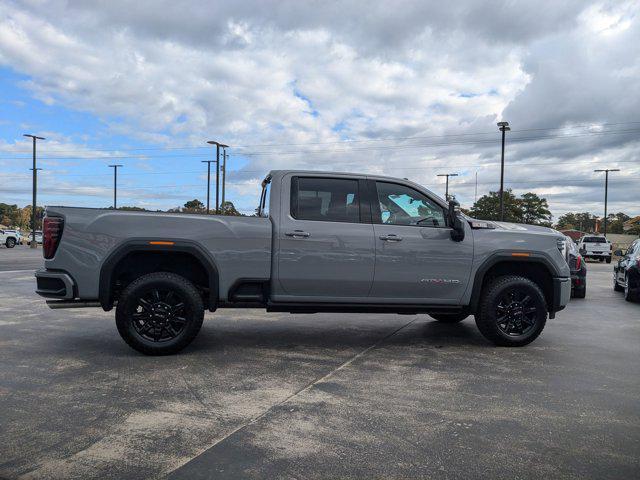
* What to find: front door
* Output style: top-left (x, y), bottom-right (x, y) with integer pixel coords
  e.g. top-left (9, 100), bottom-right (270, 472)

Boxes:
top-left (368, 180), bottom-right (473, 303)
top-left (275, 175), bottom-right (375, 300)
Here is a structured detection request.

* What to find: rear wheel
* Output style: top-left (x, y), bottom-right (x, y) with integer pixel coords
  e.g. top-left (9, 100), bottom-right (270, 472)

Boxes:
top-left (429, 312), bottom-right (469, 323)
top-left (116, 272), bottom-right (204, 355)
top-left (5, 238), bottom-right (15, 248)
top-left (606, 256), bottom-right (612, 264)
top-left (475, 275), bottom-right (547, 347)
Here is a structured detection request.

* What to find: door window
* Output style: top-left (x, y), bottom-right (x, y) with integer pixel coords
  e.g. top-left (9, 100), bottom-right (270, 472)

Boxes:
top-left (375, 182), bottom-right (446, 227)
top-left (291, 177), bottom-right (360, 223)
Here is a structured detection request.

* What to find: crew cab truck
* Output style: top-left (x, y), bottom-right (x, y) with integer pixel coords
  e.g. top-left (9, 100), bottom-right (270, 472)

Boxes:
top-left (578, 235), bottom-right (612, 263)
top-left (35, 170), bottom-right (571, 355)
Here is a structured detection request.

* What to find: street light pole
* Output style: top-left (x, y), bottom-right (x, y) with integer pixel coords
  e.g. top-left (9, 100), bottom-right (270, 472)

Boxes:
top-left (108, 164), bottom-right (123, 209)
top-left (436, 173), bottom-right (459, 201)
top-left (594, 168), bottom-right (620, 236)
top-left (23, 134), bottom-right (45, 248)
top-left (206, 141), bottom-right (228, 213)
top-left (201, 160), bottom-right (215, 214)
top-left (497, 121), bottom-right (510, 221)
top-left (221, 149), bottom-right (228, 209)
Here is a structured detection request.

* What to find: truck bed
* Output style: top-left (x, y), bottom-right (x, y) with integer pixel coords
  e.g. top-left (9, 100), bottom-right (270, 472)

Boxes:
top-left (43, 206), bottom-right (272, 302)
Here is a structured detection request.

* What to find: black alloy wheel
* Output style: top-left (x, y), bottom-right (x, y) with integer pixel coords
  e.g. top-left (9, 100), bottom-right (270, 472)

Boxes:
top-left (495, 289), bottom-right (539, 336)
top-left (475, 275), bottom-right (547, 347)
top-left (131, 288), bottom-right (188, 342)
top-left (116, 272), bottom-right (204, 355)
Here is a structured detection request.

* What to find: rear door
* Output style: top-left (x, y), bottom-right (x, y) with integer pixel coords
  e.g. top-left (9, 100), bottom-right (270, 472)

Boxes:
top-left (368, 180), bottom-right (473, 303)
top-left (275, 175), bottom-right (375, 300)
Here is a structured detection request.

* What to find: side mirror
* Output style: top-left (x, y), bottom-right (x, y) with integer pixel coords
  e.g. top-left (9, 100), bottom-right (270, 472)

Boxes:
top-left (448, 199), bottom-right (465, 242)
top-left (613, 249), bottom-right (623, 256)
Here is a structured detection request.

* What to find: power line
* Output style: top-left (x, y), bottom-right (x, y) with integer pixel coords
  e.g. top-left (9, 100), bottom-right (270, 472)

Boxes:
top-left (2, 154), bottom-right (639, 181)
top-left (4, 120), bottom-right (640, 154)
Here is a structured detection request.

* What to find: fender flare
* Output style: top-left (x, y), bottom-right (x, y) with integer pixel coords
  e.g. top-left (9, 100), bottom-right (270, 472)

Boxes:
top-left (468, 251), bottom-right (563, 312)
top-left (98, 238), bottom-right (219, 312)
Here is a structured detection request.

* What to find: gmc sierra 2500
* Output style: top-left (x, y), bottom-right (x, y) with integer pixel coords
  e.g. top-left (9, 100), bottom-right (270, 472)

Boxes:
top-left (35, 170), bottom-right (571, 355)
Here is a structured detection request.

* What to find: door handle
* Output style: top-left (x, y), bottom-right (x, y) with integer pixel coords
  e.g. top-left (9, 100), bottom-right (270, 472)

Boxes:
top-left (285, 230), bottom-right (311, 238)
top-left (379, 234), bottom-right (402, 242)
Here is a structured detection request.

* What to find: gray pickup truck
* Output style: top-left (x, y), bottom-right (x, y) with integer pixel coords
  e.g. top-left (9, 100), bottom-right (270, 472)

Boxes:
top-left (36, 170), bottom-right (571, 354)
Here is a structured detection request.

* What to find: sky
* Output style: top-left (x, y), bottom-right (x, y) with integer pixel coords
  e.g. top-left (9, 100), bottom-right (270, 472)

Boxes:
top-left (0, 0), bottom-right (639, 219)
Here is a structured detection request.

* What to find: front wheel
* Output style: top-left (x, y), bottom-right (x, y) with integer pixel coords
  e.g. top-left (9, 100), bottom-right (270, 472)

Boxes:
top-left (624, 275), bottom-right (638, 303)
top-left (429, 312), bottom-right (469, 323)
top-left (614, 275), bottom-right (624, 292)
top-left (5, 238), bottom-right (15, 248)
top-left (475, 275), bottom-right (547, 347)
top-left (116, 272), bottom-right (204, 355)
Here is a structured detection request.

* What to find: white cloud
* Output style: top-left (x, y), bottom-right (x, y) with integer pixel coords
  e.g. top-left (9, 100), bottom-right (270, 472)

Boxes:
top-left (0, 0), bottom-right (639, 217)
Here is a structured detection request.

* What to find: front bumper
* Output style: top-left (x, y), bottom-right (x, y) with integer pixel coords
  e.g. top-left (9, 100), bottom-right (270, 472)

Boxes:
top-left (35, 269), bottom-right (76, 299)
top-left (551, 276), bottom-right (571, 316)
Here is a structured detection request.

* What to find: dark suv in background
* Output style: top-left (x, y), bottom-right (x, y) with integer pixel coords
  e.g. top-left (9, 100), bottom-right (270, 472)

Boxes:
top-left (614, 239), bottom-right (640, 302)
top-left (566, 236), bottom-right (587, 298)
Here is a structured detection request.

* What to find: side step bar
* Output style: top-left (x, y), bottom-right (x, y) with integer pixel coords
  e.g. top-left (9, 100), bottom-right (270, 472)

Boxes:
top-left (46, 300), bottom-right (101, 309)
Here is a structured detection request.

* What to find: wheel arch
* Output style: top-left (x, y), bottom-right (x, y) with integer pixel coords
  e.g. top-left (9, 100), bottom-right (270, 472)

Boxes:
top-left (99, 239), bottom-right (219, 312)
top-left (469, 253), bottom-right (562, 314)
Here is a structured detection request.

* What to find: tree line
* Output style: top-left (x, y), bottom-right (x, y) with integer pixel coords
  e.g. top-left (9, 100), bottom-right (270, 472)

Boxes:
top-left (463, 190), bottom-right (639, 234)
top-left (0, 200), bottom-right (244, 230)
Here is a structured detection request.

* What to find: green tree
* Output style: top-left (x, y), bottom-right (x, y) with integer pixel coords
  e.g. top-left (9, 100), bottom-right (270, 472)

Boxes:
top-left (606, 212), bottom-right (630, 234)
top-left (182, 199), bottom-right (206, 213)
top-left (469, 189), bottom-right (523, 222)
top-left (555, 212), bottom-right (598, 232)
top-left (219, 201), bottom-right (243, 216)
top-left (520, 192), bottom-right (552, 226)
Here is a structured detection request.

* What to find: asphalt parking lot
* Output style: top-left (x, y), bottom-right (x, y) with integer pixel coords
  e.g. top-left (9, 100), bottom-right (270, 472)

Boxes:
top-left (0, 247), bottom-right (638, 479)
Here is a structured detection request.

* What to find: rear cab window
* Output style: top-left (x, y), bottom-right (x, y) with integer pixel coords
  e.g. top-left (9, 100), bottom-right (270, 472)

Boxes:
top-left (290, 177), bottom-right (360, 223)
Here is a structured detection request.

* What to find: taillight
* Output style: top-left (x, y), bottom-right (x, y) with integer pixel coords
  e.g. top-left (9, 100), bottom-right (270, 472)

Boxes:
top-left (575, 255), bottom-right (582, 270)
top-left (43, 216), bottom-right (64, 259)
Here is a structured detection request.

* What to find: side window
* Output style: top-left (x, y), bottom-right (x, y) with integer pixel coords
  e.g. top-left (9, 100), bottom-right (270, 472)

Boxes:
top-left (291, 177), bottom-right (360, 223)
top-left (375, 182), bottom-right (446, 227)
top-left (628, 241), bottom-right (638, 256)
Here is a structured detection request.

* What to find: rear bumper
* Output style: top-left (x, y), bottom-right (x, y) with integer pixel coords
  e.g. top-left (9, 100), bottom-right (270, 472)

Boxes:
top-left (35, 269), bottom-right (76, 299)
top-left (551, 276), bottom-right (571, 316)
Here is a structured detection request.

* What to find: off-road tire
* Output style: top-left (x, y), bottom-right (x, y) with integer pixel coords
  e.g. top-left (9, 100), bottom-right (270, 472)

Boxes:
top-left (475, 275), bottom-right (547, 347)
top-left (429, 312), bottom-right (469, 323)
top-left (116, 272), bottom-right (204, 355)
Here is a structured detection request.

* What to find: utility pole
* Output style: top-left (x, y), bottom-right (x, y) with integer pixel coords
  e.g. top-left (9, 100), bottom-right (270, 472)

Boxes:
top-left (206, 141), bottom-right (228, 213)
top-left (221, 148), bottom-right (228, 209)
top-left (108, 164), bottom-right (123, 209)
top-left (23, 134), bottom-right (45, 248)
top-left (436, 173), bottom-right (459, 201)
top-left (594, 168), bottom-right (620, 237)
top-left (201, 160), bottom-right (215, 214)
top-left (497, 121), bottom-right (510, 221)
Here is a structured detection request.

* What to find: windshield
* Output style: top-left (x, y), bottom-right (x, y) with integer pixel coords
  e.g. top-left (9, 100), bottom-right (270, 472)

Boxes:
top-left (583, 237), bottom-right (607, 243)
